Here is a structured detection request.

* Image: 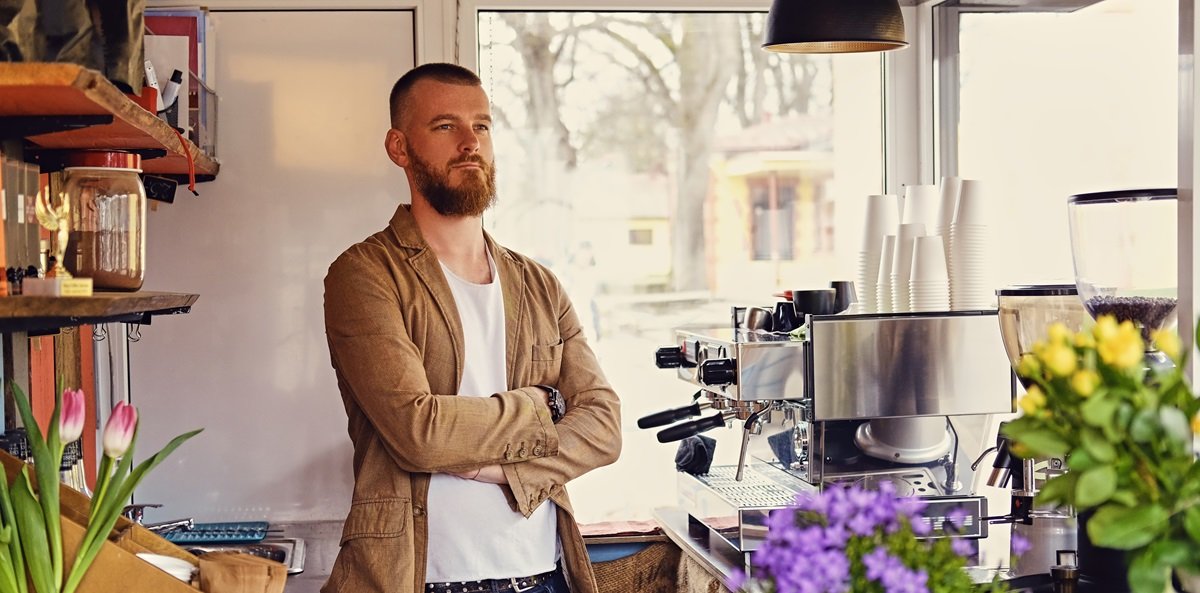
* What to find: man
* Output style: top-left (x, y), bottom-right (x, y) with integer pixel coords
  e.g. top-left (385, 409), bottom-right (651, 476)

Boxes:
top-left (322, 62), bottom-right (622, 593)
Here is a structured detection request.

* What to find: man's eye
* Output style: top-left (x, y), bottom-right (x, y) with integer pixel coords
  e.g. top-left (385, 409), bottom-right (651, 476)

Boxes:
top-left (436, 124), bottom-right (453, 130)
top-left (475, 125), bottom-right (490, 132)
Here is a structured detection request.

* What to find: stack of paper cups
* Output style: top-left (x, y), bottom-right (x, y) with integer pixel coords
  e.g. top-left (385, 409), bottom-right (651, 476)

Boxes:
top-left (876, 235), bottom-right (897, 313)
top-left (936, 177), bottom-right (961, 240)
top-left (890, 223), bottom-right (927, 313)
top-left (909, 235), bottom-right (950, 312)
top-left (858, 194), bottom-right (900, 313)
top-left (948, 179), bottom-right (994, 309)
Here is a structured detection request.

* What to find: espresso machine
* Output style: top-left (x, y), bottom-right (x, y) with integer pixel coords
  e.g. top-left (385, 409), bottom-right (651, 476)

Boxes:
top-left (645, 303), bottom-right (1014, 567)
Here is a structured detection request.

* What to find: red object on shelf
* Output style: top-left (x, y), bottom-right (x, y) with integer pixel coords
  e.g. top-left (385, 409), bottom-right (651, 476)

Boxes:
top-left (126, 87), bottom-right (158, 113)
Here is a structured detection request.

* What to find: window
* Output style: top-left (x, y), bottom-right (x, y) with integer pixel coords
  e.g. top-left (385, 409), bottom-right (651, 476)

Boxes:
top-left (941, 0), bottom-right (1177, 287)
top-left (478, 10), bottom-right (884, 523)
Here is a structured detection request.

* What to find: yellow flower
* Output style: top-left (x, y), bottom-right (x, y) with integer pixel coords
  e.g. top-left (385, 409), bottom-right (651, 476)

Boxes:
top-left (1047, 322), bottom-right (1072, 345)
top-left (1019, 385), bottom-right (1047, 415)
top-left (1017, 353), bottom-right (1041, 379)
top-left (1193, 414), bottom-right (1200, 435)
top-left (1152, 329), bottom-right (1182, 361)
top-left (1093, 315), bottom-right (1119, 343)
top-left (1070, 370), bottom-right (1100, 397)
top-left (1074, 331), bottom-right (1095, 349)
top-left (1040, 343), bottom-right (1077, 377)
top-left (1098, 321), bottom-right (1144, 370)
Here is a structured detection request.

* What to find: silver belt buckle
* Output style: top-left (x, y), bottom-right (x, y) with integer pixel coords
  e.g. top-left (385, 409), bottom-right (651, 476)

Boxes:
top-left (510, 576), bottom-right (537, 593)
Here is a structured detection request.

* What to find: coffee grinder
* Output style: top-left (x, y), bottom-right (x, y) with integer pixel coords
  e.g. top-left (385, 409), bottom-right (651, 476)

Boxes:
top-left (987, 285), bottom-right (1092, 578)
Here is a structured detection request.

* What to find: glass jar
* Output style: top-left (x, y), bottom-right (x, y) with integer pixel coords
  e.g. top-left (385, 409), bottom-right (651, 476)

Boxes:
top-left (61, 151), bottom-right (147, 291)
top-left (1066, 188), bottom-right (1177, 344)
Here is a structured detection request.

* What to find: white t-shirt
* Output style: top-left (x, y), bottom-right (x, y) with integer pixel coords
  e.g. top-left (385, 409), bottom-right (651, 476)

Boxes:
top-left (425, 253), bottom-right (559, 582)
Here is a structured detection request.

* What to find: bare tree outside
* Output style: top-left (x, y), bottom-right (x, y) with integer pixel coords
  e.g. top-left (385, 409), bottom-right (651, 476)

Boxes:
top-left (482, 12), bottom-right (824, 291)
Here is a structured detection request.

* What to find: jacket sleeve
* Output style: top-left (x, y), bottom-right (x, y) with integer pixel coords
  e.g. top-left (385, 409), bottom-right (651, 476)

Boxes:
top-left (501, 275), bottom-right (622, 517)
top-left (324, 248), bottom-right (559, 474)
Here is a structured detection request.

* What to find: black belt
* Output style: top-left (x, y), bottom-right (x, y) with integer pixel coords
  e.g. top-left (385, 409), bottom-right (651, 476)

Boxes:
top-left (425, 568), bottom-right (558, 593)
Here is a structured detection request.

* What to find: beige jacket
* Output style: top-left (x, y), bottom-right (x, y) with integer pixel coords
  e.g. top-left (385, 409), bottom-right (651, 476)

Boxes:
top-left (321, 205), bottom-right (622, 593)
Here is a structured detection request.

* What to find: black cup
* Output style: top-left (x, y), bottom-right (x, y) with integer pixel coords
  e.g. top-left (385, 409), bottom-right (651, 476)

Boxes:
top-left (773, 301), bottom-right (799, 332)
top-left (830, 281), bottom-right (858, 314)
top-left (792, 289), bottom-right (837, 316)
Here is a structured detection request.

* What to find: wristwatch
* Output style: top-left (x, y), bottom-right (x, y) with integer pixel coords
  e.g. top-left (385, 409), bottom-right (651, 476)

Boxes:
top-left (536, 384), bottom-right (566, 423)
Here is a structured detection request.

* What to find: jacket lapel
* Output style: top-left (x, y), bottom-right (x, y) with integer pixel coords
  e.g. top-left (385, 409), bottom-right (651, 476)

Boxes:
top-left (388, 205), bottom-right (464, 389)
top-left (486, 233), bottom-right (526, 390)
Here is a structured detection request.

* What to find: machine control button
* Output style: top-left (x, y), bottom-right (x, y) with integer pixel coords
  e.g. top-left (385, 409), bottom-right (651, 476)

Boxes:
top-left (655, 346), bottom-right (685, 368)
top-left (698, 358), bottom-right (737, 386)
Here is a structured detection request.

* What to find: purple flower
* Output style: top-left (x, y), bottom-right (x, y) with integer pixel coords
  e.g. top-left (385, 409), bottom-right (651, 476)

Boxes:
top-left (946, 506), bottom-right (970, 531)
top-left (726, 569), bottom-right (747, 591)
top-left (1011, 532), bottom-right (1033, 557)
top-left (951, 537), bottom-right (977, 558)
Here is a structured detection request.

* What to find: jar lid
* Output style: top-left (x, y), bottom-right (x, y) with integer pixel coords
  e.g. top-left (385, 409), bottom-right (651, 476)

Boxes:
top-left (63, 151), bottom-right (142, 171)
top-left (996, 284), bottom-right (1079, 296)
top-left (1067, 188), bottom-right (1175, 205)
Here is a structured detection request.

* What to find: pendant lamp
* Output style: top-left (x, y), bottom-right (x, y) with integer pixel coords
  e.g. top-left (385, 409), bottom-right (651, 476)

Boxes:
top-left (763, 0), bottom-right (908, 54)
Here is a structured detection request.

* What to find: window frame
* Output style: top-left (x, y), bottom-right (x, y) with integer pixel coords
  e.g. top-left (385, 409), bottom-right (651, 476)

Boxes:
top-left (926, 0), bottom-right (1199, 373)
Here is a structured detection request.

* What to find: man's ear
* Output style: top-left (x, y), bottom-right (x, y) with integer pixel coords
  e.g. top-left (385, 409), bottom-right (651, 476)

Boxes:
top-left (385, 128), bottom-right (409, 168)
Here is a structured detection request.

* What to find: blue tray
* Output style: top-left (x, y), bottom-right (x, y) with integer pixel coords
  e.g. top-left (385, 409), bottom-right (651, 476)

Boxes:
top-left (163, 521), bottom-right (270, 544)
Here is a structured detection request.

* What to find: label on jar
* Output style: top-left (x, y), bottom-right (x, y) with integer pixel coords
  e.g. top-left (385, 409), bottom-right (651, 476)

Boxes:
top-left (15, 193), bottom-right (22, 224)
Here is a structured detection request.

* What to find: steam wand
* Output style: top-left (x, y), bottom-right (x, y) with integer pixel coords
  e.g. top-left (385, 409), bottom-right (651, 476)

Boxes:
top-left (735, 405), bottom-right (774, 481)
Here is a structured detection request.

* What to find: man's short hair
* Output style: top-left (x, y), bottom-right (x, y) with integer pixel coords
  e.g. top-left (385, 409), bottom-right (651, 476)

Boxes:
top-left (389, 63), bottom-right (482, 129)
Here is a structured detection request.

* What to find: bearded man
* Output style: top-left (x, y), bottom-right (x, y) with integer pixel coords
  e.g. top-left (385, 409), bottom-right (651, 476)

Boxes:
top-left (322, 62), bottom-right (622, 593)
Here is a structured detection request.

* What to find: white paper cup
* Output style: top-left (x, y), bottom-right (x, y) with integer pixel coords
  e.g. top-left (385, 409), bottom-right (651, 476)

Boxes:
top-left (875, 235), bottom-right (896, 313)
top-left (954, 179), bottom-right (988, 225)
top-left (909, 235), bottom-right (949, 283)
top-left (890, 223), bottom-right (927, 288)
top-left (902, 184), bottom-right (940, 230)
top-left (937, 176), bottom-right (961, 233)
top-left (862, 194), bottom-right (901, 254)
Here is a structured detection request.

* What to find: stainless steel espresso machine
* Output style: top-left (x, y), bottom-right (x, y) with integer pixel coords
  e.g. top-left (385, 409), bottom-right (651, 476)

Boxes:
top-left (645, 309), bottom-right (1014, 569)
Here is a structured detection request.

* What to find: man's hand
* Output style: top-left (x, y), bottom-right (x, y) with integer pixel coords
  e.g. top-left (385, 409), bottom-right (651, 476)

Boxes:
top-left (450, 465), bottom-right (505, 484)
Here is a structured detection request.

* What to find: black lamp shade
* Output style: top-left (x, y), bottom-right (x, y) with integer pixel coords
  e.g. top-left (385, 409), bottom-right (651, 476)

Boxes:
top-left (763, 0), bottom-right (908, 54)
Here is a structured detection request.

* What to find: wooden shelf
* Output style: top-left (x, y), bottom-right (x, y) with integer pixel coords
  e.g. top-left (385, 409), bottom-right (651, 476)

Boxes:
top-left (0, 63), bottom-right (218, 179)
top-left (0, 291), bottom-right (198, 333)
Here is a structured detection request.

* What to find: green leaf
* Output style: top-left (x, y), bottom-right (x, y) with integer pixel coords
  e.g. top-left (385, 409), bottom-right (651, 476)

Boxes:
top-left (1035, 474), bottom-right (1077, 506)
top-left (1186, 507), bottom-right (1200, 543)
top-left (1081, 428), bottom-right (1116, 463)
top-left (1110, 489), bottom-right (1138, 507)
top-left (1068, 448), bottom-right (1100, 472)
top-left (1127, 548), bottom-right (1168, 593)
top-left (1130, 408), bottom-right (1161, 443)
top-left (1081, 393), bottom-right (1119, 429)
top-left (1159, 407), bottom-right (1191, 445)
top-left (1087, 503), bottom-right (1170, 550)
top-left (11, 470), bottom-right (52, 593)
top-left (1076, 465), bottom-right (1118, 508)
top-left (1011, 429), bottom-right (1071, 458)
top-left (0, 464), bottom-right (27, 593)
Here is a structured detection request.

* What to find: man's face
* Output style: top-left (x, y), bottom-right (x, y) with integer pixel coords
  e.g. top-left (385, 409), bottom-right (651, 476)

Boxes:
top-left (395, 80), bottom-right (497, 217)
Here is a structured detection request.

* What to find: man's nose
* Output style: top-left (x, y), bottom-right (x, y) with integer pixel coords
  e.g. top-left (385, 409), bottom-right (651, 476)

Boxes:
top-left (459, 130), bottom-right (481, 153)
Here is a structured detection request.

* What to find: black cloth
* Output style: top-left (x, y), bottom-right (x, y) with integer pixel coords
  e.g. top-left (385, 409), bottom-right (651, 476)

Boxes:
top-left (674, 435), bottom-right (716, 475)
top-left (767, 427), bottom-right (796, 467)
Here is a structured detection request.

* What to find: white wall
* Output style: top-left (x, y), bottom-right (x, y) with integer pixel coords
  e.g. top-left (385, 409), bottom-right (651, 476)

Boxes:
top-left (131, 9), bottom-right (415, 522)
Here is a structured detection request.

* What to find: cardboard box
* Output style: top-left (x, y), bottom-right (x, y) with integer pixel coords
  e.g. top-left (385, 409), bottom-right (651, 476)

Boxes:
top-left (0, 451), bottom-right (200, 592)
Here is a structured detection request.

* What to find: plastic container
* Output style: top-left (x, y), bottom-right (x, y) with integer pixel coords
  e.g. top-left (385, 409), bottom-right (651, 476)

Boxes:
top-left (1066, 188), bottom-right (1177, 343)
top-left (61, 151), bottom-right (147, 290)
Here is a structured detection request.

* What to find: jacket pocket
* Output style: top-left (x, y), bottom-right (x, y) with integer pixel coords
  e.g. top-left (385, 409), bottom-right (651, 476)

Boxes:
top-left (532, 338), bottom-right (564, 361)
top-left (326, 498), bottom-right (414, 593)
top-left (530, 339), bottom-right (564, 386)
top-left (339, 497), bottom-right (411, 544)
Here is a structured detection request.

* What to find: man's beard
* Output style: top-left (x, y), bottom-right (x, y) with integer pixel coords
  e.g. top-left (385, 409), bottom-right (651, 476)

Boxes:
top-left (407, 146), bottom-right (497, 217)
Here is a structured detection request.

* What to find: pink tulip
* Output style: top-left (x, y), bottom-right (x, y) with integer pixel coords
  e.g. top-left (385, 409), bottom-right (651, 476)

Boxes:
top-left (59, 388), bottom-right (85, 444)
top-left (103, 402), bottom-right (138, 458)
